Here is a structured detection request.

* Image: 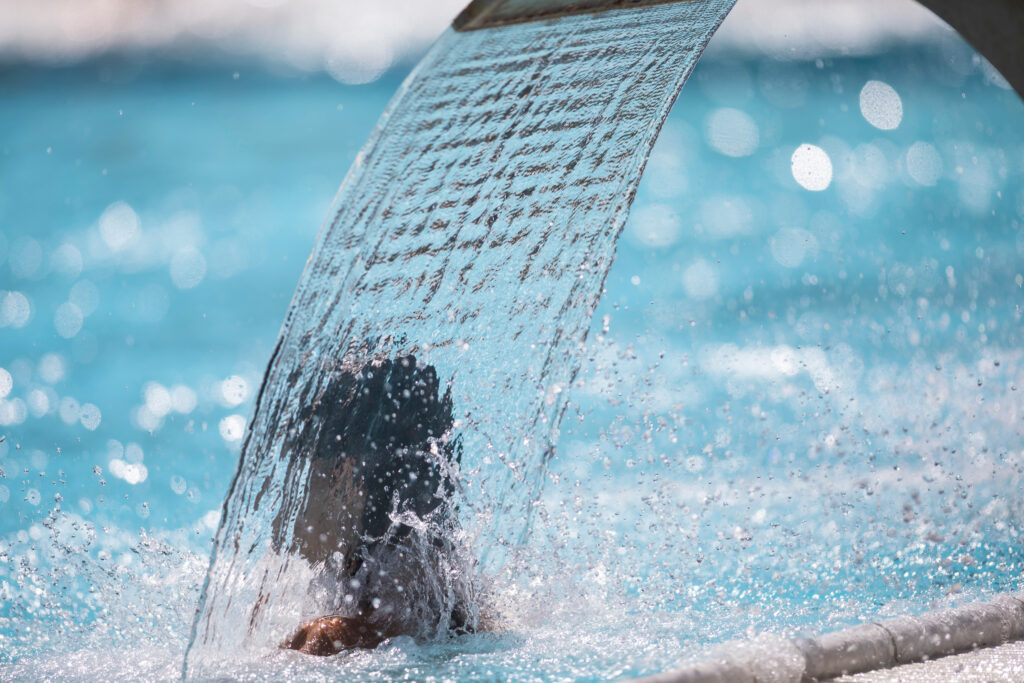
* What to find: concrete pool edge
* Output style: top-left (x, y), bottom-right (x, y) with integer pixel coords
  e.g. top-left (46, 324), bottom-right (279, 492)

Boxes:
top-left (628, 592), bottom-right (1024, 682)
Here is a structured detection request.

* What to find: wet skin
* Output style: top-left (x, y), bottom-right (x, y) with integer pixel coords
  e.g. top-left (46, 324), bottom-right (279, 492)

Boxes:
top-left (283, 615), bottom-right (400, 655)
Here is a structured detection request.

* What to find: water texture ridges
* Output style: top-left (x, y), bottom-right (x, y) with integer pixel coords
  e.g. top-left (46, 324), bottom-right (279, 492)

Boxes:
top-left (185, 0), bottom-right (736, 674)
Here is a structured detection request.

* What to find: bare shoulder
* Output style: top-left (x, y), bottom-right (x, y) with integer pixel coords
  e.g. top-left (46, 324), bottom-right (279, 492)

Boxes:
top-left (282, 615), bottom-right (396, 656)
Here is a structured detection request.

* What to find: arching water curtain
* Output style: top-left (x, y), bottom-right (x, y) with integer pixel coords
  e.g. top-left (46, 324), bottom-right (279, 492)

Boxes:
top-left (185, 0), bottom-right (736, 675)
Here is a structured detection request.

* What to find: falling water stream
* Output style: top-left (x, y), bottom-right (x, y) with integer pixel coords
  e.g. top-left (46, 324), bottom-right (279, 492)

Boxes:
top-left (185, 2), bottom-right (737, 675)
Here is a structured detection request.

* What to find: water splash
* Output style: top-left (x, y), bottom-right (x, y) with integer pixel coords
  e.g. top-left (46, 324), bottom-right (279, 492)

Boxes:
top-left (185, 1), bottom-right (737, 674)
top-left (0, 509), bottom-right (206, 674)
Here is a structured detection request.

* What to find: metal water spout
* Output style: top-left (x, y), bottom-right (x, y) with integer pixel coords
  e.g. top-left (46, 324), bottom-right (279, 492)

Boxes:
top-left (454, 0), bottom-right (1024, 97)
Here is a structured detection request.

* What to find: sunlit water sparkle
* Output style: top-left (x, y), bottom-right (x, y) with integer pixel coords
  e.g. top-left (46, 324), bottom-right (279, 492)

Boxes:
top-left (1, 7), bottom-right (1023, 682)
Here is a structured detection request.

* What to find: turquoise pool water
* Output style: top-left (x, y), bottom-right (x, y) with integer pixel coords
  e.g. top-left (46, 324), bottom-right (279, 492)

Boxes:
top-left (2, 25), bottom-right (1023, 681)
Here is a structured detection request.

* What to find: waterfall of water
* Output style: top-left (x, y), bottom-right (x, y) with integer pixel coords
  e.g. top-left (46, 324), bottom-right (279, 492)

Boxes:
top-left (184, 1), bottom-right (736, 675)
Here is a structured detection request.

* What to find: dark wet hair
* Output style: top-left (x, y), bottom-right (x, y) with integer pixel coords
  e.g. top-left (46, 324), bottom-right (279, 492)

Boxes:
top-left (276, 354), bottom-right (460, 573)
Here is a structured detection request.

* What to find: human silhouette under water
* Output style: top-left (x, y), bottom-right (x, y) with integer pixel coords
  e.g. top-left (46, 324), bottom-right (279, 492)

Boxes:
top-left (275, 354), bottom-right (476, 656)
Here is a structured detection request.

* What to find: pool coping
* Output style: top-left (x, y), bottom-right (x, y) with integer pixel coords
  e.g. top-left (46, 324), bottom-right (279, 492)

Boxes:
top-left (628, 592), bottom-right (1024, 682)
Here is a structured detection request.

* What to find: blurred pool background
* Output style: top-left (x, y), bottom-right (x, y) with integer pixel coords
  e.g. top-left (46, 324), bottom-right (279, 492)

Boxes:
top-left (1, 0), bottom-right (1023, 679)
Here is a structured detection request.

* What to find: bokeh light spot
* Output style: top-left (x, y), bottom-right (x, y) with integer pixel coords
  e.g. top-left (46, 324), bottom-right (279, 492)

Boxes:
top-left (859, 80), bottom-right (903, 130)
top-left (790, 144), bottom-right (833, 191)
top-left (38, 353), bottom-right (66, 384)
top-left (54, 302), bottom-right (83, 338)
top-left (219, 414), bottom-right (246, 442)
top-left (682, 259), bottom-right (719, 300)
top-left (905, 141), bottom-right (943, 186)
top-left (99, 201), bottom-right (141, 252)
top-left (0, 368), bottom-right (12, 399)
top-left (79, 403), bottom-right (102, 430)
top-left (771, 228), bottom-right (818, 268)
top-left (170, 247), bottom-right (207, 290)
top-left (69, 280), bottom-right (100, 317)
top-left (704, 107), bottom-right (759, 157)
top-left (1, 291), bottom-right (32, 328)
top-left (628, 204), bottom-right (681, 248)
